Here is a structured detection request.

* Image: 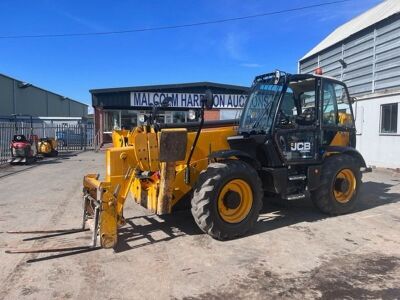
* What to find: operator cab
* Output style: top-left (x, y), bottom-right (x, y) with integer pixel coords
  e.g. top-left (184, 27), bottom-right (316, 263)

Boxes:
top-left (233, 71), bottom-right (356, 167)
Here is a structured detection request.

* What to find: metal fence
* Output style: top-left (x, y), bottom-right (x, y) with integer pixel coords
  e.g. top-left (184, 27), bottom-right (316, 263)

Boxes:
top-left (0, 122), bottom-right (95, 165)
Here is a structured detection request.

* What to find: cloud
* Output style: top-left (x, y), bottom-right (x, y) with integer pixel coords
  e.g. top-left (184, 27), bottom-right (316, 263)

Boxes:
top-left (240, 63), bottom-right (262, 68)
top-left (224, 33), bottom-right (241, 60)
top-left (223, 32), bottom-right (248, 61)
top-left (222, 32), bottom-right (263, 68)
top-left (56, 10), bottom-right (108, 32)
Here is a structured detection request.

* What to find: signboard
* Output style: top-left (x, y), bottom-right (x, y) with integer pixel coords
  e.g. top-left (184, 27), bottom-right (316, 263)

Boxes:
top-left (131, 92), bottom-right (247, 109)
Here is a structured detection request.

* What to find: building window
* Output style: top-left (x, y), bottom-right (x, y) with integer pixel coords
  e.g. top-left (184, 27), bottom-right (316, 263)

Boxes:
top-left (380, 103), bottom-right (398, 134)
top-left (103, 109), bottom-right (202, 133)
top-left (104, 110), bottom-right (120, 132)
top-left (104, 110), bottom-right (140, 132)
top-left (121, 110), bottom-right (137, 130)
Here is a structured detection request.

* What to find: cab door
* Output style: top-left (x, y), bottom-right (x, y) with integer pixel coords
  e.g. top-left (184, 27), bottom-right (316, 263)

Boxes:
top-left (273, 77), bottom-right (321, 164)
top-left (320, 79), bottom-right (356, 148)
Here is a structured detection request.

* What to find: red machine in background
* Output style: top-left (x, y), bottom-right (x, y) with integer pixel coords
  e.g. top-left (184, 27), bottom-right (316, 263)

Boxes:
top-left (8, 115), bottom-right (38, 164)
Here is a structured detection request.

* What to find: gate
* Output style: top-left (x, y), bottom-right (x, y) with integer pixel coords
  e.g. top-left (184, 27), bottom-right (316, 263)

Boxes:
top-left (55, 123), bottom-right (94, 151)
top-left (0, 121), bottom-right (94, 165)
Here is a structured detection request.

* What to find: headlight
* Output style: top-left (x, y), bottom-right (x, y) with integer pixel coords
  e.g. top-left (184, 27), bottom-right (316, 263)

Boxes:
top-left (188, 109), bottom-right (196, 120)
top-left (138, 114), bottom-right (145, 123)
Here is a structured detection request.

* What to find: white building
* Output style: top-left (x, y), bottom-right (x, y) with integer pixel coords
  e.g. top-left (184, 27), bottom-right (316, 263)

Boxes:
top-left (299, 0), bottom-right (400, 169)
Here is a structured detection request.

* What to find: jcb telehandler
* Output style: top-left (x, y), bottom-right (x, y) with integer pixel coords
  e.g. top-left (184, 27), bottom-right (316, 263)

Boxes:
top-left (7, 71), bottom-right (370, 252)
top-left (78, 70), bottom-right (370, 249)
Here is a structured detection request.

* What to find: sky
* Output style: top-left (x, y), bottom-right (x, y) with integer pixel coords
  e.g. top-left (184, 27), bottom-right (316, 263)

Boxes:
top-left (0, 0), bottom-right (382, 107)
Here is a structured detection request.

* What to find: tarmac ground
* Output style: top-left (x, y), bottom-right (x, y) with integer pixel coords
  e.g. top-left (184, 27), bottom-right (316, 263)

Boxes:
top-left (0, 151), bottom-right (399, 299)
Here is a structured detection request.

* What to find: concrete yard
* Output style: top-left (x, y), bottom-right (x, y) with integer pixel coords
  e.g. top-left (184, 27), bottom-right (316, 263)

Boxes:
top-left (0, 151), bottom-right (399, 300)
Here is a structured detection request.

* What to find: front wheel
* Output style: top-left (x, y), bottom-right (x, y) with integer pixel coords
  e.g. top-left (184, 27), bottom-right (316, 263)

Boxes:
top-left (191, 160), bottom-right (263, 240)
top-left (312, 154), bottom-right (361, 215)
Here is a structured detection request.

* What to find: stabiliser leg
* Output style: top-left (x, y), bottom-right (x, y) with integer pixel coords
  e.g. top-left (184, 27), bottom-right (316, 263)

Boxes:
top-left (82, 190), bottom-right (101, 248)
top-left (92, 204), bottom-right (100, 247)
top-left (82, 194), bottom-right (88, 230)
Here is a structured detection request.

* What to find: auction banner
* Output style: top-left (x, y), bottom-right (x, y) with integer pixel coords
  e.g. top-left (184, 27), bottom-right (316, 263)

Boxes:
top-left (131, 92), bottom-right (247, 109)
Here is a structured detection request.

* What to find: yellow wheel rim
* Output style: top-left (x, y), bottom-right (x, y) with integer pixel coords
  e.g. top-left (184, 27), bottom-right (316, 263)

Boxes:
top-left (217, 179), bottom-right (253, 223)
top-left (333, 168), bottom-right (356, 203)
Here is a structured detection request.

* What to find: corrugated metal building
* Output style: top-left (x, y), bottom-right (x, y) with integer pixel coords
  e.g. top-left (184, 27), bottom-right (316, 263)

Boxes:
top-left (299, 0), bottom-right (400, 168)
top-left (0, 73), bottom-right (88, 119)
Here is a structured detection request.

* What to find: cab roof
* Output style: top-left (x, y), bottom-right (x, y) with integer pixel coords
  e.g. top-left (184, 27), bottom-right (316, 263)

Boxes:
top-left (253, 71), bottom-right (341, 84)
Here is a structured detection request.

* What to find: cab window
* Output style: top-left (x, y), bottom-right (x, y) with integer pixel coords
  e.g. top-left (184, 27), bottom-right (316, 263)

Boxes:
top-left (280, 87), bottom-right (296, 117)
top-left (322, 81), bottom-right (354, 128)
top-left (276, 78), bottom-right (318, 128)
top-left (300, 90), bottom-right (316, 116)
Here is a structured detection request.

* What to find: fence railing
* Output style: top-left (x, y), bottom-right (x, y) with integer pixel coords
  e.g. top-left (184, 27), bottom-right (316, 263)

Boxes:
top-left (0, 122), bottom-right (94, 165)
top-left (0, 123), bottom-right (14, 165)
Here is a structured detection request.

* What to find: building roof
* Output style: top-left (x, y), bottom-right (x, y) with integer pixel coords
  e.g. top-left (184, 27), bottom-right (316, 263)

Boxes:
top-left (300, 0), bottom-right (400, 61)
top-left (90, 81), bottom-right (249, 94)
top-left (0, 73), bottom-right (87, 107)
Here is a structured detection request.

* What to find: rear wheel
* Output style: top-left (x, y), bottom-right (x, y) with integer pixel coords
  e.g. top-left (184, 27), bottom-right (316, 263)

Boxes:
top-left (191, 160), bottom-right (263, 240)
top-left (312, 154), bottom-right (361, 215)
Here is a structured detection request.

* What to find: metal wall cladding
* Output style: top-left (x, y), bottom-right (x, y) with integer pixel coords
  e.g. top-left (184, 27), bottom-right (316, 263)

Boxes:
top-left (301, 63), bottom-right (318, 74)
top-left (0, 75), bottom-right (14, 114)
top-left (320, 46), bottom-right (342, 62)
top-left (15, 85), bottom-right (47, 116)
top-left (299, 14), bottom-right (400, 96)
top-left (47, 93), bottom-right (69, 116)
top-left (301, 55), bottom-right (318, 70)
top-left (0, 74), bottom-right (88, 117)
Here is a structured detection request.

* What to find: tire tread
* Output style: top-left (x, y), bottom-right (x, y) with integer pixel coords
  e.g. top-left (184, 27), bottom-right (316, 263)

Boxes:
top-left (191, 160), bottom-right (263, 240)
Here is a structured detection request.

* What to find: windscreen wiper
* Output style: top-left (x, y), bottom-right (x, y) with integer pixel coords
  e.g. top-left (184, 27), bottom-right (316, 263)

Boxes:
top-left (252, 101), bottom-right (273, 129)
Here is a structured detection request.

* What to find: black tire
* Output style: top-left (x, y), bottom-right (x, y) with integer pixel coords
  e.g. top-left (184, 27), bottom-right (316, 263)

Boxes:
top-left (312, 154), bottom-right (362, 215)
top-left (191, 160), bottom-right (263, 240)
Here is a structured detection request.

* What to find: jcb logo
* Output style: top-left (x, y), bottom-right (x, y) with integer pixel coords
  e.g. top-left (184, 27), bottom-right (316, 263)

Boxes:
top-left (291, 142), bottom-right (311, 152)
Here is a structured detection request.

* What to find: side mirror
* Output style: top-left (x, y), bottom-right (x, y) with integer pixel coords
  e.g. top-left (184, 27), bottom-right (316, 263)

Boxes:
top-left (202, 89), bottom-right (214, 110)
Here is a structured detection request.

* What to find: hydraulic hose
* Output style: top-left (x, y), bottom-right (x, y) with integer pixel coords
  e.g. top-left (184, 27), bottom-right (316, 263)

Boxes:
top-left (184, 103), bottom-right (205, 184)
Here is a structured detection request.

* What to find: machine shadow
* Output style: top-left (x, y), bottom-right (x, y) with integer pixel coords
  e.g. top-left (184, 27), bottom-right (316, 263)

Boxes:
top-left (253, 181), bottom-right (400, 235)
top-left (35, 159), bottom-right (63, 165)
top-left (114, 211), bottom-right (202, 253)
top-left (57, 152), bottom-right (79, 158)
top-left (26, 247), bottom-right (101, 263)
top-left (115, 181), bottom-right (400, 252)
top-left (354, 180), bottom-right (400, 212)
